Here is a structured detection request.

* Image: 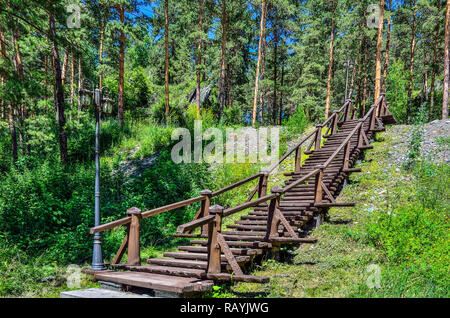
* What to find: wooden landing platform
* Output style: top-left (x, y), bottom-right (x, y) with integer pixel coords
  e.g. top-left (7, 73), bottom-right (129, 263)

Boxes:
top-left (93, 271), bottom-right (214, 296)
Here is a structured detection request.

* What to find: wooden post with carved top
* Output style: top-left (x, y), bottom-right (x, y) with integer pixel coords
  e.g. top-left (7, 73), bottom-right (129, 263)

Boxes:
top-left (126, 207), bottom-right (141, 266)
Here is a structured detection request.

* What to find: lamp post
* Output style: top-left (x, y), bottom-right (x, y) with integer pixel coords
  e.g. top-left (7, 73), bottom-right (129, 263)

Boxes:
top-left (344, 59), bottom-right (354, 101)
top-left (79, 86), bottom-right (113, 271)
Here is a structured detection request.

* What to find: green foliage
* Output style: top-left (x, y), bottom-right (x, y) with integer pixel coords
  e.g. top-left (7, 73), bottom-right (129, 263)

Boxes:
top-left (283, 105), bottom-right (308, 135)
top-left (405, 123), bottom-right (424, 168)
top-left (0, 241), bottom-right (98, 297)
top-left (363, 162), bottom-right (450, 296)
top-left (386, 60), bottom-right (409, 123)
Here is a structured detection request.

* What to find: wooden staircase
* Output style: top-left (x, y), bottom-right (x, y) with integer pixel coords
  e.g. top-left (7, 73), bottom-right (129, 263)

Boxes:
top-left (86, 95), bottom-right (395, 297)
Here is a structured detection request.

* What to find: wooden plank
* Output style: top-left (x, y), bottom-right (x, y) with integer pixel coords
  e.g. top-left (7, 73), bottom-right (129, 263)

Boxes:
top-left (275, 209), bottom-right (298, 238)
top-left (93, 271), bottom-right (214, 294)
top-left (212, 173), bottom-right (262, 197)
top-left (112, 230), bottom-right (128, 265)
top-left (176, 214), bottom-right (215, 233)
top-left (321, 181), bottom-right (336, 203)
top-left (113, 264), bottom-right (205, 279)
top-left (147, 258), bottom-right (208, 269)
top-left (178, 245), bottom-right (259, 256)
top-left (190, 240), bottom-right (272, 249)
top-left (163, 252), bottom-right (250, 263)
top-left (217, 233), bottom-right (244, 276)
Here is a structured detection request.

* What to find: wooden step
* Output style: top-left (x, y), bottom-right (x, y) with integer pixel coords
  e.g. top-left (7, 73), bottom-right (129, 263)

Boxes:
top-left (189, 240), bottom-right (272, 248)
top-left (227, 224), bottom-right (268, 231)
top-left (235, 220), bottom-right (267, 225)
top-left (93, 271), bottom-right (213, 294)
top-left (113, 264), bottom-right (205, 279)
top-left (147, 258), bottom-right (208, 269)
top-left (178, 245), bottom-right (261, 255)
top-left (163, 252), bottom-right (251, 263)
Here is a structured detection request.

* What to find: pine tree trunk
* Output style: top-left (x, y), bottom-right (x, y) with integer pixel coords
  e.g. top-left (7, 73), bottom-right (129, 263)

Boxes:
top-left (118, 5), bottom-right (125, 125)
top-left (374, 0), bottom-right (385, 102)
top-left (348, 43), bottom-right (359, 99)
top-left (361, 39), bottom-right (369, 117)
top-left (12, 26), bottom-right (30, 154)
top-left (443, 0), bottom-right (450, 119)
top-left (0, 77), bottom-right (3, 119)
top-left (70, 50), bottom-right (75, 106)
top-left (272, 10), bottom-right (279, 125)
top-left (252, 0), bottom-right (266, 127)
top-left (279, 57), bottom-right (285, 125)
top-left (49, 15), bottom-right (68, 163)
top-left (382, 0), bottom-right (391, 93)
top-left (44, 55), bottom-right (48, 100)
top-left (78, 56), bottom-right (82, 119)
top-left (259, 5), bottom-right (268, 125)
top-left (324, 0), bottom-right (336, 119)
top-left (99, 18), bottom-right (104, 90)
top-left (164, 0), bottom-right (170, 120)
top-left (61, 47), bottom-right (68, 85)
top-left (407, 0), bottom-right (417, 123)
top-left (430, 7), bottom-right (441, 118)
top-left (218, 0), bottom-right (227, 121)
top-left (196, 0), bottom-right (203, 111)
top-left (0, 27), bottom-right (18, 161)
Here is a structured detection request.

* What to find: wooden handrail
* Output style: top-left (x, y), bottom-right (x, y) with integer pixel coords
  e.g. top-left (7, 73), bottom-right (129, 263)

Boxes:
top-left (211, 172), bottom-right (262, 197)
top-left (90, 195), bottom-right (206, 234)
top-left (266, 129), bottom-right (317, 173)
top-left (223, 193), bottom-right (278, 217)
top-left (177, 214), bottom-right (216, 233)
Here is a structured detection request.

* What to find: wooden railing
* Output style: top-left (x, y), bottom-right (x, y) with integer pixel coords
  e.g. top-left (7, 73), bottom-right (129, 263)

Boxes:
top-left (89, 94), bottom-right (390, 280)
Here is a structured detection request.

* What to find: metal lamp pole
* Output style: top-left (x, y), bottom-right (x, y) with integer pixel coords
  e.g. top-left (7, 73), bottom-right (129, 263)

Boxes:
top-left (80, 87), bottom-right (113, 271)
top-left (91, 88), bottom-right (104, 271)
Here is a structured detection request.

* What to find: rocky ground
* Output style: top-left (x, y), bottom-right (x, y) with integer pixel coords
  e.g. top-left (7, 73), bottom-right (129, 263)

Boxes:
top-left (421, 119), bottom-right (450, 164)
top-left (383, 119), bottom-right (449, 168)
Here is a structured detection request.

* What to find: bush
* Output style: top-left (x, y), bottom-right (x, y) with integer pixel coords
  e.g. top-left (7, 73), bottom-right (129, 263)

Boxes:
top-left (283, 104), bottom-right (308, 135)
top-left (364, 161), bottom-right (450, 296)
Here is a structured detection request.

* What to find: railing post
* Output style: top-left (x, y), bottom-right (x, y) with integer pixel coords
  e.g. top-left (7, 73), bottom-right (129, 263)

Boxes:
top-left (331, 112), bottom-right (338, 135)
top-left (314, 166), bottom-right (324, 204)
top-left (357, 119), bottom-right (364, 148)
top-left (206, 205), bottom-right (223, 275)
top-left (294, 145), bottom-right (302, 173)
top-left (351, 101), bottom-right (357, 119)
top-left (343, 141), bottom-right (350, 170)
top-left (258, 171), bottom-right (269, 198)
top-left (265, 187), bottom-right (283, 241)
top-left (345, 99), bottom-right (352, 121)
top-left (369, 106), bottom-right (376, 131)
top-left (200, 189), bottom-right (212, 236)
top-left (126, 207), bottom-right (142, 266)
top-left (377, 93), bottom-right (385, 117)
top-left (315, 125), bottom-right (323, 151)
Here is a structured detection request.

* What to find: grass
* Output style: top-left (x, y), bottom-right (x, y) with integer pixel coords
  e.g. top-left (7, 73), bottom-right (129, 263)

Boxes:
top-left (0, 243), bottom-right (100, 298)
top-left (435, 136), bottom-right (450, 147)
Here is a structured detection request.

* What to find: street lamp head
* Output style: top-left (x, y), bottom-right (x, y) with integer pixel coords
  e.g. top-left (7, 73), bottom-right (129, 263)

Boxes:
top-left (102, 97), bottom-right (113, 116)
top-left (80, 91), bottom-right (92, 108)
